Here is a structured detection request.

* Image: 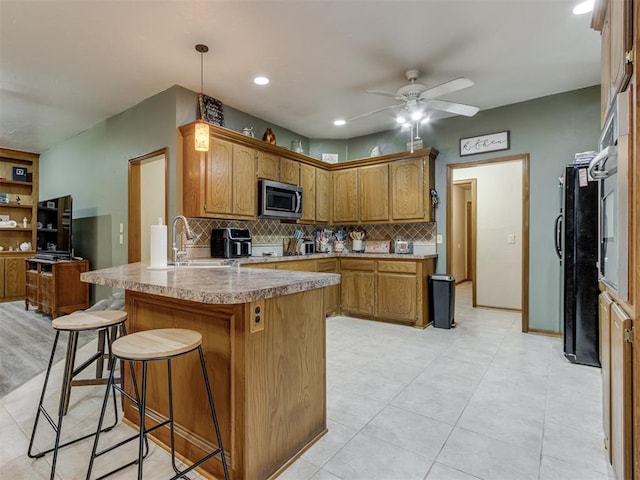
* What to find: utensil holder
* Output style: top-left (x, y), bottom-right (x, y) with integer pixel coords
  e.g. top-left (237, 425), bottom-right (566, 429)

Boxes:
top-left (352, 239), bottom-right (363, 252)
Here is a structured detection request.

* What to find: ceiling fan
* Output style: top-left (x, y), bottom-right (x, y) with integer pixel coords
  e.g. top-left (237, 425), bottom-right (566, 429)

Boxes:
top-left (347, 69), bottom-right (479, 123)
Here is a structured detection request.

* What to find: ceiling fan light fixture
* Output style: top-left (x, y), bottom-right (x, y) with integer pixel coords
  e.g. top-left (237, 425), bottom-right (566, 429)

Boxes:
top-left (410, 110), bottom-right (423, 121)
top-left (333, 119), bottom-right (346, 126)
top-left (572, 0), bottom-right (594, 14)
top-left (395, 116), bottom-right (406, 124)
top-left (254, 76), bottom-right (270, 85)
top-left (421, 117), bottom-right (430, 124)
top-left (195, 43), bottom-right (209, 152)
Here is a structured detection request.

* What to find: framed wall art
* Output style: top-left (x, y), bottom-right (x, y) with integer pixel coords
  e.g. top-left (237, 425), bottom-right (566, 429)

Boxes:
top-left (459, 131), bottom-right (510, 156)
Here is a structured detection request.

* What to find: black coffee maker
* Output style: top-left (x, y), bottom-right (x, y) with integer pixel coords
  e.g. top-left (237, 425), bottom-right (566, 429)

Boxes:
top-left (211, 228), bottom-right (252, 258)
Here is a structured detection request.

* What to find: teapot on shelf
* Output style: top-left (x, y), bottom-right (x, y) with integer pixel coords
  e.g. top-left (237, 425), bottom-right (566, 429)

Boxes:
top-left (19, 241), bottom-right (32, 251)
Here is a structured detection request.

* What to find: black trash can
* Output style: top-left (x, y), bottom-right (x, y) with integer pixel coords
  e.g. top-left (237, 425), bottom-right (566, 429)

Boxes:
top-left (428, 274), bottom-right (456, 329)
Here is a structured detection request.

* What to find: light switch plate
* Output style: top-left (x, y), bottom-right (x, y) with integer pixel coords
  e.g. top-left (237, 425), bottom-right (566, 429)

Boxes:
top-left (436, 235), bottom-right (443, 244)
top-left (507, 234), bottom-right (516, 244)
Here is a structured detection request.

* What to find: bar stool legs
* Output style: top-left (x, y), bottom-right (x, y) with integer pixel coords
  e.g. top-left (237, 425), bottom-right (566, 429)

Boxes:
top-left (27, 311), bottom-right (128, 480)
top-left (86, 329), bottom-right (229, 480)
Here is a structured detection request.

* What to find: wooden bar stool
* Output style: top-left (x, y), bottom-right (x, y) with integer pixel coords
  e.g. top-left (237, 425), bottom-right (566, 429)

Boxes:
top-left (86, 328), bottom-right (230, 480)
top-left (28, 310), bottom-right (129, 480)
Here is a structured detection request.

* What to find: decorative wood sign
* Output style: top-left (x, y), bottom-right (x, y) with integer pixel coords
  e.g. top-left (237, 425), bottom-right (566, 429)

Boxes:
top-left (459, 131), bottom-right (510, 156)
top-left (198, 94), bottom-right (224, 126)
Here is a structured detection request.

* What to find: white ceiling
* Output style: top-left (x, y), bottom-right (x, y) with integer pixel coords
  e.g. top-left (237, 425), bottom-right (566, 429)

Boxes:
top-left (0, 0), bottom-right (601, 154)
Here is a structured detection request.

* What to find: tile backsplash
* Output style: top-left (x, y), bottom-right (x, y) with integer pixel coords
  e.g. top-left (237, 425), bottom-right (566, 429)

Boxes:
top-left (186, 217), bottom-right (436, 247)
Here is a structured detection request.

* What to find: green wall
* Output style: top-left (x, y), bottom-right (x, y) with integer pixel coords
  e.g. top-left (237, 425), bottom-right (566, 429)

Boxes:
top-left (39, 83), bottom-right (600, 331)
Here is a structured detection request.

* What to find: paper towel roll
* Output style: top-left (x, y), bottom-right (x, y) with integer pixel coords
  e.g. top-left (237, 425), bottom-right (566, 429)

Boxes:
top-left (149, 218), bottom-right (167, 268)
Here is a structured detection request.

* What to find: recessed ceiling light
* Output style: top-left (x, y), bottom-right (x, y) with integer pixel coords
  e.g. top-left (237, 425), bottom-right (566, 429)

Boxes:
top-left (333, 119), bottom-right (346, 126)
top-left (254, 76), bottom-right (270, 85)
top-left (572, 0), bottom-right (594, 15)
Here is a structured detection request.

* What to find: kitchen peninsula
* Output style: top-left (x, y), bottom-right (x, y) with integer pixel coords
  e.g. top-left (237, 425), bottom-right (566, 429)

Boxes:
top-left (81, 262), bottom-right (340, 480)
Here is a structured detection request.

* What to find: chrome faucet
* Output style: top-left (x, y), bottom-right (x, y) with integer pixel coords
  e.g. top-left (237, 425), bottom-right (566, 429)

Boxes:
top-left (171, 215), bottom-right (195, 264)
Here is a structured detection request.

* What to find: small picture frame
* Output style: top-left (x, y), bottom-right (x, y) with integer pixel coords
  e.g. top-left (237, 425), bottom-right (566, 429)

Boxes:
top-left (46, 201), bottom-right (56, 209)
top-left (12, 166), bottom-right (28, 182)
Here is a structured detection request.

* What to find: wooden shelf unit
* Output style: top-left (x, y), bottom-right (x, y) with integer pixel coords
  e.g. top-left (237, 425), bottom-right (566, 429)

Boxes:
top-left (25, 258), bottom-right (89, 318)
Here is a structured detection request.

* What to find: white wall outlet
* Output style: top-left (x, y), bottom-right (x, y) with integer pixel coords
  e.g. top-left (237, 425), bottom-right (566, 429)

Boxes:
top-left (507, 234), bottom-right (516, 244)
top-left (436, 234), bottom-right (443, 244)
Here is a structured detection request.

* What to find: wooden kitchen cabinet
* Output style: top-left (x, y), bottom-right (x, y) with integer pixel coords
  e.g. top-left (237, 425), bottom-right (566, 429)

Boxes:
top-left (599, 291), bottom-right (614, 460)
top-left (257, 151), bottom-right (280, 181)
top-left (25, 258), bottom-right (89, 318)
top-left (390, 157), bottom-right (432, 221)
top-left (317, 258), bottom-right (339, 316)
top-left (299, 163), bottom-right (316, 223)
top-left (610, 302), bottom-right (633, 480)
top-left (181, 124), bottom-right (257, 220)
top-left (359, 164), bottom-right (389, 222)
top-left (376, 261), bottom-right (418, 322)
top-left (280, 157), bottom-right (300, 185)
top-left (592, 0), bottom-right (633, 122)
top-left (232, 144), bottom-right (257, 218)
top-left (332, 168), bottom-right (359, 224)
top-left (0, 256), bottom-right (27, 301)
top-left (315, 168), bottom-right (332, 223)
top-left (340, 259), bottom-right (375, 316)
top-left (275, 259), bottom-right (317, 272)
top-left (204, 138), bottom-right (233, 216)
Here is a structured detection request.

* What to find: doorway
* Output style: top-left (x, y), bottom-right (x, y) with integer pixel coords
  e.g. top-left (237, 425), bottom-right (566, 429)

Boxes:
top-left (446, 154), bottom-right (530, 332)
top-left (128, 149), bottom-right (168, 263)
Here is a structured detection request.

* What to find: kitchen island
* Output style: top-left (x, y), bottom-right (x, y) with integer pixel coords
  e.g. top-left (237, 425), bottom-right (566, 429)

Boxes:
top-left (82, 262), bottom-right (340, 480)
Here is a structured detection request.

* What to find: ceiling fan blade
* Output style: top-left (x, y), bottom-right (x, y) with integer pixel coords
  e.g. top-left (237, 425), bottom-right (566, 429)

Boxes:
top-left (347, 103), bottom-right (404, 122)
top-left (426, 99), bottom-right (479, 117)
top-left (366, 89), bottom-right (403, 99)
top-left (419, 77), bottom-right (474, 100)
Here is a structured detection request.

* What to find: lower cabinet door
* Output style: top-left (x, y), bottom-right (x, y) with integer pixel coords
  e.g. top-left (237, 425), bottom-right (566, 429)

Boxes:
top-left (376, 273), bottom-right (417, 321)
top-left (598, 291), bottom-right (613, 461)
top-left (341, 271), bottom-right (374, 316)
top-left (609, 303), bottom-right (633, 480)
top-left (4, 257), bottom-right (26, 299)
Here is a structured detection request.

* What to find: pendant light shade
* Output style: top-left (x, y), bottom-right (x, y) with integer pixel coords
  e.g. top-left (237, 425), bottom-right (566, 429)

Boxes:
top-left (195, 121), bottom-right (209, 151)
top-left (195, 44), bottom-right (209, 152)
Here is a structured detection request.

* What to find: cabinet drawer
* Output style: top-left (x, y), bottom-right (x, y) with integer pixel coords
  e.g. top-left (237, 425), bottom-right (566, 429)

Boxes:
top-left (317, 258), bottom-right (338, 272)
top-left (377, 261), bottom-right (417, 274)
top-left (276, 260), bottom-right (317, 272)
top-left (340, 259), bottom-right (374, 271)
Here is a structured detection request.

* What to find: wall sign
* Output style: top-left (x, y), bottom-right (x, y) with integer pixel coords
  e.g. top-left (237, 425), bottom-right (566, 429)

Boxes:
top-left (459, 131), bottom-right (510, 157)
top-left (198, 94), bottom-right (224, 126)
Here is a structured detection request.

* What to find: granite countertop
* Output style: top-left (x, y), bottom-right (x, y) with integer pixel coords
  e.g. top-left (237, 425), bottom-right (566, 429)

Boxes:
top-left (81, 262), bottom-right (340, 305)
top-left (240, 252), bottom-right (438, 264)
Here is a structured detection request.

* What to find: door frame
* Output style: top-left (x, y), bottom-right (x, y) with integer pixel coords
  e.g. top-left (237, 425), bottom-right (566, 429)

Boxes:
top-left (452, 178), bottom-right (477, 304)
top-left (446, 153), bottom-right (530, 332)
top-left (128, 148), bottom-right (169, 263)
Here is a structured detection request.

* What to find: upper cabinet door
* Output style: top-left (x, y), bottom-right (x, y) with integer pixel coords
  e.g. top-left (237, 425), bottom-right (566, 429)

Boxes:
top-left (390, 158), bottom-right (426, 221)
top-left (315, 168), bottom-right (332, 224)
top-left (359, 164), bottom-right (389, 222)
top-left (232, 144), bottom-right (257, 219)
top-left (299, 163), bottom-right (316, 223)
top-left (332, 168), bottom-right (359, 223)
top-left (205, 138), bottom-right (233, 215)
top-left (257, 151), bottom-right (280, 181)
top-left (280, 157), bottom-right (300, 185)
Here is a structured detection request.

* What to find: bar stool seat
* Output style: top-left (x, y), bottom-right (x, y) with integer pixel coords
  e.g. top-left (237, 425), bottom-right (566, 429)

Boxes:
top-left (87, 328), bottom-right (229, 480)
top-left (28, 310), bottom-right (128, 480)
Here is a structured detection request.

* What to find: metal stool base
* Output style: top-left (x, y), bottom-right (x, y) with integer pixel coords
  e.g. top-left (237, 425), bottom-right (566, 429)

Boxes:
top-left (86, 344), bottom-right (229, 480)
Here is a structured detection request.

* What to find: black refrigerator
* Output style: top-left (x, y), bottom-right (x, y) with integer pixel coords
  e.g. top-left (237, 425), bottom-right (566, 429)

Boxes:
top-left (554, 164), bottom-right (600, 367)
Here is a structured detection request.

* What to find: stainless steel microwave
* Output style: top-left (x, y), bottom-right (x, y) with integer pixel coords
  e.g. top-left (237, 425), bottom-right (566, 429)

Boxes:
top-left (588, 90), bottom-right (629, 301)
top-left (258, 179), bottom-right (303, 219)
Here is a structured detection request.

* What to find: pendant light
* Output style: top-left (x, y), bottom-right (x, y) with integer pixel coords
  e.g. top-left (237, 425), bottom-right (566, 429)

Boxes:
top-left (195, 44), bottom-right (209, 152)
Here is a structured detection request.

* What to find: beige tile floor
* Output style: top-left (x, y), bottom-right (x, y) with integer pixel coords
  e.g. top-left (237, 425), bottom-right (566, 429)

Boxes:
top-left (0, 283), bottom-right (613, 479)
